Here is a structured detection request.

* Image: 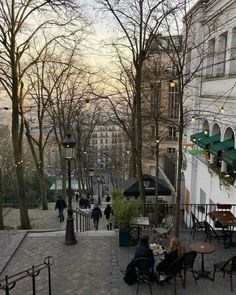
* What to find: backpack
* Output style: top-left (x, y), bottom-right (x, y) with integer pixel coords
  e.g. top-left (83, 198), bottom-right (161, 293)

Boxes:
top-left (123, 261), bottom-right (137, 285)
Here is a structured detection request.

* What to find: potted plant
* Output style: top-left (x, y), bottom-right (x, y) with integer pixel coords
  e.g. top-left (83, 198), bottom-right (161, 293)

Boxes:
top-left (112, 190), bottom-right (141, 246)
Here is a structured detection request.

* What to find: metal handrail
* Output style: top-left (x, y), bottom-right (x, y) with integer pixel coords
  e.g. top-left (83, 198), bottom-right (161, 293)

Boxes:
top-left (0, 256), bottom-right (54, 295)
top-left (73, 208), bottom-right (91, 232)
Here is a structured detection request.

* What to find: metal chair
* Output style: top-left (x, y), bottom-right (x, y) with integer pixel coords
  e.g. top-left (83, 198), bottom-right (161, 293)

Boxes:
top-left (204, 220), bottom-right (228, 246)
top-left (191, 212), bottom-right (205, 239)
top-left (153, 215), bottom-right (173, 241)
top-left (213, 255), bottom-right (236, 292)
top-left (182, 251), bottom-right (197, 288)
top-left (165, 256), bottom-right (185, 295)
top-left (133, 257), bottom-right (155, 295)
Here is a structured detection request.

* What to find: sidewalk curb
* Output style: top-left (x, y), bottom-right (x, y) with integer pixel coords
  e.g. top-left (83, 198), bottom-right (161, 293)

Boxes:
top-left (0, 231), bottom-right (27, 275)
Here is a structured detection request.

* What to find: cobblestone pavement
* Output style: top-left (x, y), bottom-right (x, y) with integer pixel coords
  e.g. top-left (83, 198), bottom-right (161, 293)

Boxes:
top-left (0, 202), bottom-right (236, 294)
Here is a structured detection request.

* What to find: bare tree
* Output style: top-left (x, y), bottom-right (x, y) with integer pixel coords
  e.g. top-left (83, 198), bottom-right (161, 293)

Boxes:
top-left (96, 0), bottom-right (176, 201)
top-left (0, 0), bottom-right (80, 228)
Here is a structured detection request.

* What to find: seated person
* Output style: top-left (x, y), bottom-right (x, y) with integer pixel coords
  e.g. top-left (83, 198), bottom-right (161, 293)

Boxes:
top-left (156, 237), bottom-right (184, 277)
top-left (134, 235), bottom-right (155, 265)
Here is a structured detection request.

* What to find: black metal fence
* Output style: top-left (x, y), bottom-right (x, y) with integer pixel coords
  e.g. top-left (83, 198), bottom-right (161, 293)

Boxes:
top-left (74, 208), bottom-right (91, 232)
top-left (144, 202), bottom-right (236, 230)
top-left (0, 256), bottom-right (54, 295)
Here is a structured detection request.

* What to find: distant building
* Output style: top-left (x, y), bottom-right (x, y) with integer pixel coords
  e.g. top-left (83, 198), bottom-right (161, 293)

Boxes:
top-left (90, 115), bottom-right (130, 182)
top-left (142, 35), bottom-right (182, 187)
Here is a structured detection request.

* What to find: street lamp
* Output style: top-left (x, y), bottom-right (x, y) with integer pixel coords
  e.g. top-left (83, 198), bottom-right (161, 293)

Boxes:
top-left (97, 176), bottom-right (101, 205)
top-left (89, 168), bottom-right (95, 203)
top-left (62, 133), bottom-right (76, 245)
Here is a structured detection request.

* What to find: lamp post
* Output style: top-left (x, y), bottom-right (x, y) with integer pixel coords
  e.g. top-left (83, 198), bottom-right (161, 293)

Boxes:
top-left (89, 168), bottom-right (94, 203)
top-left (62, 133), bottom-right (76, 245)
top-left (97, 176), bottom-right (101, 205)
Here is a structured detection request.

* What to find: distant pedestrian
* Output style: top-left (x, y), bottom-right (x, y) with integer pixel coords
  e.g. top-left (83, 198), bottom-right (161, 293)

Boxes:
top-left (75, 193), bottom-right (79, 202)
top-left (91, 203), bottom-right (102, 230)
top-left (104, 203), bottom-right (114, 230)
top-left (79, 197), bottom-right (84, 209)
top-left (55, 196), bottom-right (67, 222)
top-left (105, 194), bottom-right (111, 203)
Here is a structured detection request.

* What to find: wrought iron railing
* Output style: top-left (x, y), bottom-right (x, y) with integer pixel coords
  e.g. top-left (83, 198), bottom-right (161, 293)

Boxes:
top-left (0, 256), bottom-right (54, 295)
top-left (144, 202), bottom-right (236, 230)
top-left (74, 208), bottom-right (91, 232)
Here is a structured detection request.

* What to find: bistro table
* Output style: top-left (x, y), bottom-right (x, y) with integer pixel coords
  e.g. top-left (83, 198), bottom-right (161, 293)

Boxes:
top-left (208, 210), bottom-right (236, 247)
top-left (130, 216), bottom-right (149, 241)
top-left (190, 241), bottom-right (215, 280)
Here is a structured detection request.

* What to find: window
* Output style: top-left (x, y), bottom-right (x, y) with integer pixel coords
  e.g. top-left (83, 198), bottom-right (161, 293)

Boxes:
top-left (167, 147), bottom-right (176, 154)
top-left (168, 126), bottom-right (177, 140)
top-left (168, 85), bottom-right (179, 119)
top-left (230, 27), bottom-right (236, 75)
top-left (206, 38), bottom-right (215, 77)
top-left (150, 84), bottom-right (160, 110)
top-left (185, 48), bottom-right (191, 76)
top-left (217, 32), bottom-right (227, 76)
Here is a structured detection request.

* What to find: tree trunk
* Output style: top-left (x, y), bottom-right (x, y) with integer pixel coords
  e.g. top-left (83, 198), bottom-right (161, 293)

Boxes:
top-left (135, 62), bottom-right (145, 201)
top-left (0, 168), bottom-right (4, 230)
top-left (174, 90), bottom-right (184, 238)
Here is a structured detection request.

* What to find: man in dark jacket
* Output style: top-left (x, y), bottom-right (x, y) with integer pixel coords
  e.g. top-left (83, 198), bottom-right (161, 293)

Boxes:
top-left (55, 196), bottom-right (67, 222)
top-left (134, 235), bottom-right (155, 264)
top-left (91, 203), bottom-right (102, 230)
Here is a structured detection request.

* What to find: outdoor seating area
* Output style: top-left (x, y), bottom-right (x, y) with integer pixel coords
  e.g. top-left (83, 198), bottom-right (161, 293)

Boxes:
top-left (120, 203), bottom-right (236, 294)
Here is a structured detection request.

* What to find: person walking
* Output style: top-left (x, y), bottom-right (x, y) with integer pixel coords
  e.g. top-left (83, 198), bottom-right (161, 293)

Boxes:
top-left (91, 203), bottom-right (102, 230)
top-left (105, 194), bottom-right (111, 202)
top-left (55, 196), bottom-right (67, 222)
top-left (104, 203), bottom-right (114, 230)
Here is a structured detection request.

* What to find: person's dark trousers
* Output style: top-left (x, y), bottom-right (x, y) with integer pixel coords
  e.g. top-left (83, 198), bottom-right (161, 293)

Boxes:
top-left (94, 220), bottom-right (99, 230)
top-left (59, 208), bottom-right (64, 222)
top-left (109, 223), bottom-right (112, 230)
top-left (107, 224), bottom-right (109, 230)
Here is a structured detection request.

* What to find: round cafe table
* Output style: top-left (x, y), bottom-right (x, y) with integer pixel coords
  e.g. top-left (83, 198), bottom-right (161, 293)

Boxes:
top-left (190, 242), bottom-right (215, 280)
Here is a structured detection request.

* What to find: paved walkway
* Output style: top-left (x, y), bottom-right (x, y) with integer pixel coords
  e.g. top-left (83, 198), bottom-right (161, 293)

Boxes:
top-left (0, 203), bottom-right (236, 294)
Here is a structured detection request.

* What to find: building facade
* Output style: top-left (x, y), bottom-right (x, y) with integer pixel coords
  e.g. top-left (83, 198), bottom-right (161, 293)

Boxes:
top-left (183, 0), bottom-right (236, 205)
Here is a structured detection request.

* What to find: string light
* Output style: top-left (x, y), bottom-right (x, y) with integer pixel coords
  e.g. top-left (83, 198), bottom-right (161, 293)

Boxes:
top-left (191, 115), bottom-right (196, 122)
top-left (220, 106), bottom-right (224, 113)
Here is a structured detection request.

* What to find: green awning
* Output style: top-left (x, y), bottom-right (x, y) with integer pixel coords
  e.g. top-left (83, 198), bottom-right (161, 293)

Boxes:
top-left (208, 139), bottom-right (234, 156)
top-left (190, 131), bottom-right (208, 143)
top-left (222, 149), bottom-right (236, 167)
top-left (197, 134), bottom-right (220, 149)
top-left (187, 149), bottom-right (206, 155)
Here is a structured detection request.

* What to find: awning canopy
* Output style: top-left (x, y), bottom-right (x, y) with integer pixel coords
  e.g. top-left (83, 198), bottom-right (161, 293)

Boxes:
top-left (222, 149), bottom-right (236, 167)
top-left (50, 179), bottom-right (83, 190)
top-left (120, 174), bottom-right (171, 197)
top-left (190, 131), bottom-right (208, 143)
top-left (197, 134), bottom-right (220, 149)
top-left (187, 149), bottom-right (206, 155)
top-left (208, 139), bottom-right (234, 156)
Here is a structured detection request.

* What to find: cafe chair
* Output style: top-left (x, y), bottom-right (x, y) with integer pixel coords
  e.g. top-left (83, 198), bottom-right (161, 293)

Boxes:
top-left (165, 256), bottom-right (185, 295)
top-left (133, 257), bottom-right (155, 295)
top-left (191, 212), bottom-right (205, 240)
top-left (182, 251), bottom-right (197, 288)
top-left (213, 255), bottom-right (236, 292)
top-left (204, 220), bottom-right (228, 246)
top-left (153, 215), bottom-right (173, 241)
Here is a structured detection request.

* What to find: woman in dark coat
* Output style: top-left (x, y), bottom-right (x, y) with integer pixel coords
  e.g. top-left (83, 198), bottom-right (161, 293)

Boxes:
top-left (156, 237), bottom-right (185, 276)
top-left (104, 203), bottom-right (113, 230)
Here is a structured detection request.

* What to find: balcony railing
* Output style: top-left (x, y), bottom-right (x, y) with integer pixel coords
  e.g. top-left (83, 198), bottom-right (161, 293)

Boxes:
top-left (144, 202), bottom-right (236, 230)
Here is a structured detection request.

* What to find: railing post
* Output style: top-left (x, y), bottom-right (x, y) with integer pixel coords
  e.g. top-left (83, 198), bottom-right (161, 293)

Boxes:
top-left (5, 275), bottom-right (9, 295)
top-left (75, 209), bottom-right (78, 233)
top-left (32, 265), bottom-right (36, 295)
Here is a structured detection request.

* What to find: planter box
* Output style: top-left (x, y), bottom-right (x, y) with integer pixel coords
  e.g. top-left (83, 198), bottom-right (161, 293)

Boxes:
top-left (119, 229), bottom-right (130, 247)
